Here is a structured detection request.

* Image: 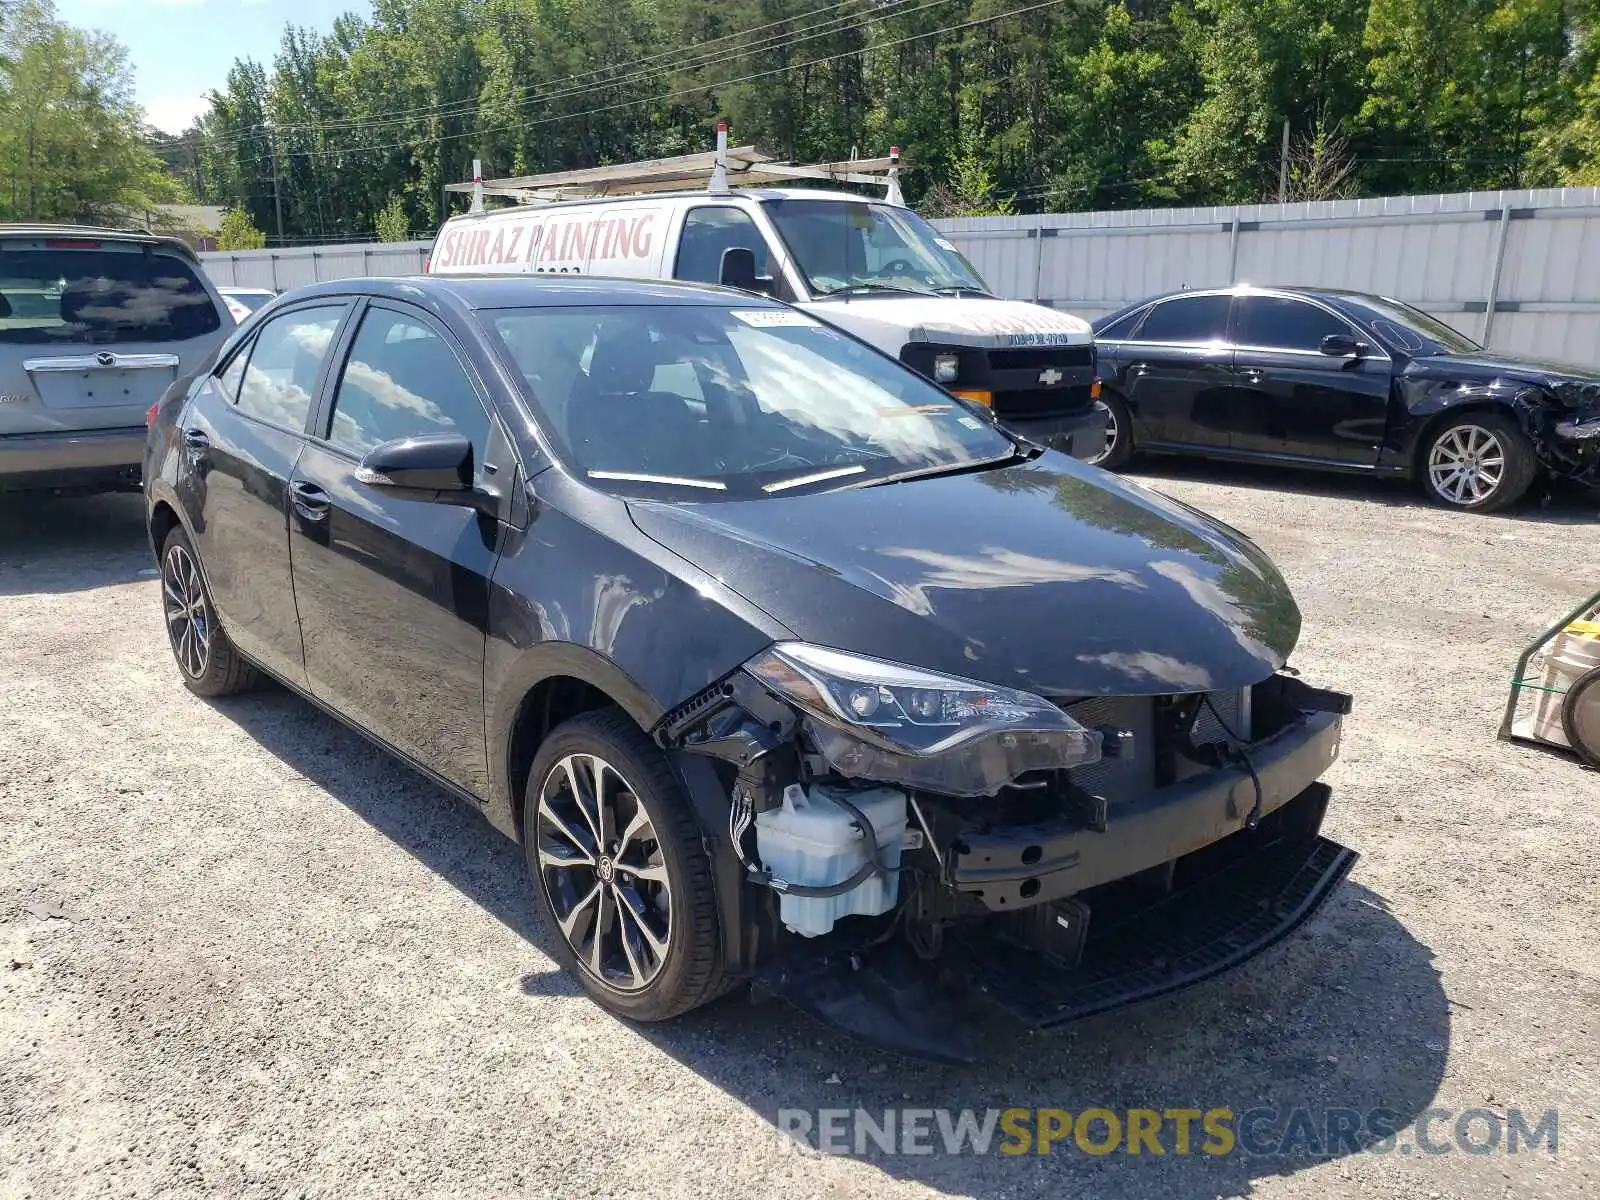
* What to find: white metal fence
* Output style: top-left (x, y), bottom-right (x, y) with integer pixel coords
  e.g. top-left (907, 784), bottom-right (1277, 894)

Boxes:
top-left (201, 241), bottom-right (432, 291)
top-left (200, 186), bottom-right (1600, 369)
top-left (938, 187), bottom-right (1600, 368)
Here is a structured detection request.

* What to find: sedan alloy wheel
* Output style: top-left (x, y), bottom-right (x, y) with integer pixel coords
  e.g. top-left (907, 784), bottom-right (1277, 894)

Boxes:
top-left (535, 753), bottom-right (672, 992)
top-left (163, 542), bottom-right (211, 679)
top-left (1426, 423), bottom-right (1507, 507)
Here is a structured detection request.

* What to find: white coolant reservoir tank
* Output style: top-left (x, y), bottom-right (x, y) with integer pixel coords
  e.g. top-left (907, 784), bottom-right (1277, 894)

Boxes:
top-left (1531, 620), bottom-right (1600, 748)
top-left (754, 783), bottom-right (908, 938)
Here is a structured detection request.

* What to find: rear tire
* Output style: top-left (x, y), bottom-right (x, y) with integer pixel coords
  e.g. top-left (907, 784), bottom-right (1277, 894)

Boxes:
top-left (160, 526), bottom-right (259, 697)
top-left (1419, 412), bottom-right (1537, 512)
top-left (523, 708), bottom-right (730, 1022)
top-left (1087, 391), bottom-right (1134, 469)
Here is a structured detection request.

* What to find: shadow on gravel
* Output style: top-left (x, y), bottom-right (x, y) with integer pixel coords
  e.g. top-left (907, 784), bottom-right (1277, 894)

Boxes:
top-left (1130, 456), bottom-right (1599, 525)
top-left (212, 685), bottom-right (1449, 1200)
top-left (0, 492), bottom-right (153, 594)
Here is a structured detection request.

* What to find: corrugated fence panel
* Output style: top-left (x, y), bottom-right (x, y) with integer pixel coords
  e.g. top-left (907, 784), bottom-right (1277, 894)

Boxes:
top-left (197, 194), bottom-right (1600, 368)
top-left (934, 188), bottom-right (1600, 368)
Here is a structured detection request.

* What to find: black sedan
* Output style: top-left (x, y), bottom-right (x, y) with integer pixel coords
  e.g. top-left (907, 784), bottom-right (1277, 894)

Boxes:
top-left (1089, 285), bottom-right (1600, 512)
top-left (144, 275), bottom-right (1354, 1059)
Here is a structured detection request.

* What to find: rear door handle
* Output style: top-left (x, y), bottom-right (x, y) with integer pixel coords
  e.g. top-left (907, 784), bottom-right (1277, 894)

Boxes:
top-left (182, 428), bottom-right (210, 450)
top-left (1128, 362), bottom-right (1150, 376)
top-left (290, 480), bottom-right (331, 521)
top-left (1237, 368), bottom-right (1264, 384)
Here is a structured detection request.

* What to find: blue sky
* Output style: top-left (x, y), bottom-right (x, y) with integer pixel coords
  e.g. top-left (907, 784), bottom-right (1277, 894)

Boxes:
top-left (58, 0), bottom-right (347, 133)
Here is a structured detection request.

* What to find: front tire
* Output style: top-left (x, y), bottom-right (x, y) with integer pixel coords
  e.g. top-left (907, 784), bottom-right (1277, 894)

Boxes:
top-left (1086, 391), bottom-right (1134, 469)
top-left (160, 527), bottom-right (259, 697)
top-left (1419, 412), bottom-right (1537, 512)
top-left (523, 708), bottom-right (729, 1022)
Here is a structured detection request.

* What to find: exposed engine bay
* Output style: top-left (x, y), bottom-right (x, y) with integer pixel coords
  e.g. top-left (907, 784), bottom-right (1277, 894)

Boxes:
top-left (656, 647), bottom-right (1356, 1061)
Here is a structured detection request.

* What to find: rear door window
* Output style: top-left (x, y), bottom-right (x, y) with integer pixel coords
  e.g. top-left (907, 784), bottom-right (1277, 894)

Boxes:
top-left (1135, 294), bottom-right (1232, 344)
top-left (0, 246), bottom-right (221, 345)
top-left (235, 305), bottom-right (347, 431)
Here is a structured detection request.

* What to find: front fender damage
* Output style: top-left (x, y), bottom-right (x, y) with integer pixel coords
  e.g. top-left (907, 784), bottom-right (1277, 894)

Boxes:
top-left (655, 667), bottom-right (1356, 1060)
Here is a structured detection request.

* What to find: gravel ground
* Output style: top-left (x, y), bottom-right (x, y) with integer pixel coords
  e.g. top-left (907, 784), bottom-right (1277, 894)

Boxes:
top-left (2, 462), bottom-right (1598, 1200)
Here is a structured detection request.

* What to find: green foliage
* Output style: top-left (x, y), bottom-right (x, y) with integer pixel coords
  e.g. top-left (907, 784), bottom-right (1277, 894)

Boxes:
top-left (22, 0), bottom-right (1589, 243)
top-left (0, 0), bottom-right (183, 224)
top-left (374, 195), bottom-right (411, 241)
top-left (217, 207), bottom-right (267, 250)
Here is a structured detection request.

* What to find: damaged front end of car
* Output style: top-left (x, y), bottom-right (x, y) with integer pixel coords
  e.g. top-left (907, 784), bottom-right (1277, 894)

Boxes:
top-left (1517, 381), bottom-right (1600, 488)
top-left (654, 644), bottom-right (1356, 1062)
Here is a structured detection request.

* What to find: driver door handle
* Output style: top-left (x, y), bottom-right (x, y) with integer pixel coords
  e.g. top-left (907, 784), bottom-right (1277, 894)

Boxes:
top-left (290, 480), bottom-right (331, 522)
top-left (1236, 367), bottom-right (1265, 384)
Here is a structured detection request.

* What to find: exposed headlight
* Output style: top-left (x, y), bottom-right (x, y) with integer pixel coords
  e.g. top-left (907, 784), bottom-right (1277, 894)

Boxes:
top-left (745, 643), bottom-right (1102, 795)
top-left (933, 353), bottom-right (961, 384)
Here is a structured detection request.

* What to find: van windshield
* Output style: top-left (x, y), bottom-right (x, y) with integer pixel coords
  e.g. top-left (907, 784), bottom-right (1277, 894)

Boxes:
top-left (763, 199), bottom-right (989, 298)
top-left (487, 303), bottom-right (1014, 498)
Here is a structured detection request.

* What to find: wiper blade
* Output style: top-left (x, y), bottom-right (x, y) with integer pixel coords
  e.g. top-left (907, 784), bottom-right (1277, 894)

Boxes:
top-left (762, 464), bottom-right (868, 493)
top-left (819, 283), bottom-right (934, 298)
top-left (933, 285), bottom-right (998, 299)
top-left (587, 470), bottom-right (726, 491)
top-left (849, 450), bottom-right (1026, 490)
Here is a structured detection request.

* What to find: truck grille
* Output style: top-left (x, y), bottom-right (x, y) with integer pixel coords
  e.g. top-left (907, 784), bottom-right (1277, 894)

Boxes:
top-left (988, 346), bottom-right (1095, 372)
top-left (995, 384), bottom-right (1095, 418)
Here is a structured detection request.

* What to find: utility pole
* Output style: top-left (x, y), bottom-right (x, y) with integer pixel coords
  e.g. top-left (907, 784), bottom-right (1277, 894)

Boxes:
top-left (1277, 118), bottom-right (1291, 204)
top-left (268, 126), bottom-right (285, 247)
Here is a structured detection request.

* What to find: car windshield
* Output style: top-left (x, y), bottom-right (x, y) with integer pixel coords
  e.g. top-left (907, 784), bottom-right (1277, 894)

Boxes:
top-left (486, 303), bottom-right (1014, 497)
top-left (1349, 296), bottom-right (1481, 355)
top-left (762, 199), bottom-right (989, 298)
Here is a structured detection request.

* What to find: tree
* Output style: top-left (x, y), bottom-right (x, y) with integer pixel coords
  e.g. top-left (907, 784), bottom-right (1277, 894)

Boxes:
top-left (374, 195), bottom-right (410, 241)
top-left (0, 0), bottom-right (183, 223)
top-left (216, 206), bottom-right (267, 250)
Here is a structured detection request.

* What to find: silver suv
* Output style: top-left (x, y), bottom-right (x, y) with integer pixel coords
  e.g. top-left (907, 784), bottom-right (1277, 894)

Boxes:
top-left (0, 225), bottom-right (229, 494)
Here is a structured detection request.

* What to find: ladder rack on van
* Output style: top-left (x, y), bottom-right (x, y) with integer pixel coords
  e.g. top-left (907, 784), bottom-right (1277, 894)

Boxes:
top-left (446, 124), bottom-right (905, 212)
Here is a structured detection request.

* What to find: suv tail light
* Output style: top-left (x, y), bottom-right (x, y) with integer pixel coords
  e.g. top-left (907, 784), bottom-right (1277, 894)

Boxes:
top-left (145, 400), bottom-right (161, 427)
top-left (45, 238), bottom-right (103, 249)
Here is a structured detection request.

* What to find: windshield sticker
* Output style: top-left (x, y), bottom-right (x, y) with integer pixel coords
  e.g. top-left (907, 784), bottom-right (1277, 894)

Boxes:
top-left (958, 416), bottom-right (985, 430)
top-left (730, 310), bottom-right (820, 328)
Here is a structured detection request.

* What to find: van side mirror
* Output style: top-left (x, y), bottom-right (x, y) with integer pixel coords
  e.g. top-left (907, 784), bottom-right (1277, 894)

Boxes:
top-left (1320, 333), bottom-right (1364, 358)
top-left (720, 246), bottom-right (774, 295)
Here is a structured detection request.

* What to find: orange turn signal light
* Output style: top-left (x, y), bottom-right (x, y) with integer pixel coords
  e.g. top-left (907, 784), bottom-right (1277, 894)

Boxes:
top-left (951, 389), bottom-right (993, 406)
top-left (1090, 379), bottom-right (1102, 399)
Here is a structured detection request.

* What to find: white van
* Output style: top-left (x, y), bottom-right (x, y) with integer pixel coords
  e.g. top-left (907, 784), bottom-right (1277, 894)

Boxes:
top-left (427, 137), bottom-right (1105, 456)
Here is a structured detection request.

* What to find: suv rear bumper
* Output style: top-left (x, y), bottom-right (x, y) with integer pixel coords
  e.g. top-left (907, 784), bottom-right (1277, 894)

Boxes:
top-left (0, 426), bottom-right (146, 492)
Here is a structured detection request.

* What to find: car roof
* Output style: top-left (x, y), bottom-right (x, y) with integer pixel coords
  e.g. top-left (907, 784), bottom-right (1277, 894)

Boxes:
top-left (284, 274), bottom-right (781, 310)
top-left (0, 223), bottom-right (201, 258)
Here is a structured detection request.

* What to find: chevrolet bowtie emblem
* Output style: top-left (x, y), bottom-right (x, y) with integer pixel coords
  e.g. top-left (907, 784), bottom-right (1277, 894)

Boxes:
top-left (1038, 367), bottom-right (1063, 386)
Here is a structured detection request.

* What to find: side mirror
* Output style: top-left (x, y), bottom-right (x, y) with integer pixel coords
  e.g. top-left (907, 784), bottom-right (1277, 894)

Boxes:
top-left (1320, 333), bottom-right (1364, 358)
top-left (356, 432), bottom-right (492, 512)
top-left (719, 246), bottom-right (774, 295)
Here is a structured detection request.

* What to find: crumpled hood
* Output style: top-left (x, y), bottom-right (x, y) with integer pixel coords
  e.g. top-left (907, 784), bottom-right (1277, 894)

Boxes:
top-left (628, 457), bottom-right (1301, 698)
top-left (801, 295), bottom-right (1093, 352)
top-left (1408, 352), bottom-right (1600, 393)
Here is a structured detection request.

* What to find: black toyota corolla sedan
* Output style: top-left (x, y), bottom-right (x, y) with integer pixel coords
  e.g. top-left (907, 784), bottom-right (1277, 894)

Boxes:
top-left (144, 275), bottom-right (1355, 1059)
top-left (1088, 285), bottom-right (1600, 512)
